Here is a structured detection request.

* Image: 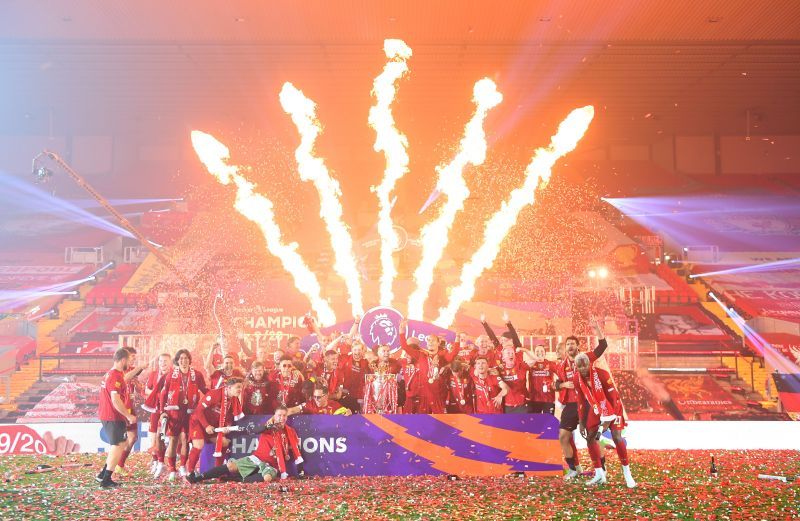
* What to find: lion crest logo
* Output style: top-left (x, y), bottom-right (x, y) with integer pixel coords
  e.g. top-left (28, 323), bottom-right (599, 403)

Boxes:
top-left (359, 306), bottom-right (404, 350)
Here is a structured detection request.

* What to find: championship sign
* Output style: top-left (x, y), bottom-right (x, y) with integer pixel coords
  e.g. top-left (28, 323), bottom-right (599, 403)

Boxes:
top-left (201, 413), bottom-right (563, 477)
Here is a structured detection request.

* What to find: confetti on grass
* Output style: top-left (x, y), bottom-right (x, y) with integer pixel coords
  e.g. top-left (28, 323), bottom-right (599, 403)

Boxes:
top-left (0, 450), bottom-right (797, 520)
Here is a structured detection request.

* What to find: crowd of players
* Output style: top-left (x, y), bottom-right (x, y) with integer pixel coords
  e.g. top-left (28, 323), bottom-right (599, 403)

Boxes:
top-left (96, 313), bottom-right (635, 489)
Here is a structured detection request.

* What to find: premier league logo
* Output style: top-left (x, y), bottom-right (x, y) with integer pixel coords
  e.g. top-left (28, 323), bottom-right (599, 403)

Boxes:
top-left (359, 306), bottom-right (404, 351)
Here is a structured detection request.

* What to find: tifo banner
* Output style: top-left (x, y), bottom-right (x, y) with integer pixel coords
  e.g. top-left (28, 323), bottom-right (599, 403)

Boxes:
top-left (772, 373), bottom-right (800, 414)
top-left (654, 306), bottom-right (727, 341)
top-left (202, 414), bottom-right (562, 477)
top-left (760, 333), bottom-right (800, 366)
top-left (724, 289), bottom-right (800, 323)
top-left (0, 265), bottom-right (90, 289)
top-left (657, 375), bottom-right (744, 413)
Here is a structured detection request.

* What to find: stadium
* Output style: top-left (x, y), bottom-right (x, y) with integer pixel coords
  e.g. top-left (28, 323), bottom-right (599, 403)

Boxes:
top-left (0, 1), bottom-right (798, 519)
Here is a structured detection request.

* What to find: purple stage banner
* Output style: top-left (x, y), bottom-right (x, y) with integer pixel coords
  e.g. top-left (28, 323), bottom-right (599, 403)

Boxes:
top-left (202, 413), bottom-right (563, 477)
top-left (299, 306), bottom-right (456, 352)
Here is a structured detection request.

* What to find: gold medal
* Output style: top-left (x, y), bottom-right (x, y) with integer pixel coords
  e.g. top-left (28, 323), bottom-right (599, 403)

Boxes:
top-left (183, 398), bottom-right (189, 405)
top-left (460, 399), bottom-right (466, 406)
top-left (428, 378), bottom-right (434, 384)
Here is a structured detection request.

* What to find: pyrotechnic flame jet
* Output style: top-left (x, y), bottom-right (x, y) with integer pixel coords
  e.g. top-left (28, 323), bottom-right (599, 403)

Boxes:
top-left (407, 78), bottom-right (503, 320)
top-left (369, 39), bottom-right (412, 307)
top-left (434, 106), bottom-right (595, 328)
top-left (279, 82), bottom-right (365, 317)
top-left (190, 131), bottom-right (337, 327)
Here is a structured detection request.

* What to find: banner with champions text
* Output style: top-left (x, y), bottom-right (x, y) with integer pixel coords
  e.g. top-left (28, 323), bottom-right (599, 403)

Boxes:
top-left (200, 413), bottom-right (563, 477)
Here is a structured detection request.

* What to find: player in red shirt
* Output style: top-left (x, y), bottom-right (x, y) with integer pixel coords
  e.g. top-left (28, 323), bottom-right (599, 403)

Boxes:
top-left (398, 350), bottom-right (421, 413)
top-left (527, 345), bottom-right (557, 415)
top-left (471, 357), bottom-right (509, 413)
top-left (574, 353), bottom-right (636, 488)
top-left (242, 361), bottom-right (272, 415)
top-left (206, 350), bottom-right (245, 390)
top-left (238, 335), bottom-right (272, 371)
top-left (270, 356), bottom-right (305, 409)
top-left (399, 319), bottom-right (459, 414)
top-left (285, 335), bottom-right (302, 360)
top-left (455, 333), bottom-right (475, 360)
top-left (95, 348), bottom-right (137, 488)
top-left (143, 353), bottom-right (172, 478)
top-left (187, 406), bottom-right (304, 484)
top-left (340, 340), bottom-right (369, 411)
top-left (470, 334), bottom-right (499, 368)
top-left (114, 346), bottom-right (147, 477)
top-left (498, 346), bottom-right (529, 413)
top-left (443, 358), bottom-right (474, 414)
top-left (553, 318), bottom-right (608, 479)
top-left (310, 349), bottom-right (347, 399)
top-left (156, 349), bottom-right (207, 480)
top-left (289, 382), bottom-right (352, 415)
top-left (186, 377), bottom-right (245, 477)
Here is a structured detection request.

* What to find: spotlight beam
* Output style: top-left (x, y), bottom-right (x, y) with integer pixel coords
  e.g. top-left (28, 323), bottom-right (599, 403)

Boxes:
top-left (690, 257), bottom-right (800, 278)
top-left (32, 151), bottom-right (191, 289)
top-left (708, 292), bottom-right (800, 374)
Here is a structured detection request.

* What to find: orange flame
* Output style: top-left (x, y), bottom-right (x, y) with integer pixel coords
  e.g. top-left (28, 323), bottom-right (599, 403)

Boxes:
top-left (407, 79), bottom-right (502, 319)
top-left (369, 39), bottom-right (412, 306)
top-left (279, 82), bottom-right (364, 317)
top-left (190, 130), bottom-right (337, 326)
top-left (434, 106), bottom-right (595, 328)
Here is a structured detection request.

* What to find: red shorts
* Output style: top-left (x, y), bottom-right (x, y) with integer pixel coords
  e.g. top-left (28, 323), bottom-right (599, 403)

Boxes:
top-left (165, 410), bottom-right (189, 437)
top-left (148, 412), bottom-right (161, 433)
top-left (586, 410), bottom-right (627, 432)
top-left (188, 418), bottom-right (214, 442)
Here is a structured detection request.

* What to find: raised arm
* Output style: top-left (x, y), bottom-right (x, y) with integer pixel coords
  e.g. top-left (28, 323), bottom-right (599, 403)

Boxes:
top-left (493, 379), bottom-right (510, 408)
top-left (441, 340), bottom-right (460, 363)
top-left (503, 312), bottom-right (523, 348)
top-left (124, 364), bottom-right (146, 383)
top-left (590, 317), bottom-right (608, 359)
top-left (238, 334), bottom-right (254, 359)
top-left (348, 316), bottom-right (362, 343)
top-left (305, 313), bottom-right (323, 338)
top-left (480, 313), bottom-right (501, 349)
top-left (204, 344), bottom-right (216, 377)
top-left (398, 319), bottom-right (419, 361)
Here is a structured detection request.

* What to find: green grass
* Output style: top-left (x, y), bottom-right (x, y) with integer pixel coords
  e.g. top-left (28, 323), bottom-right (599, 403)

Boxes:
top-left (0, 450), bottom-right (798, 520)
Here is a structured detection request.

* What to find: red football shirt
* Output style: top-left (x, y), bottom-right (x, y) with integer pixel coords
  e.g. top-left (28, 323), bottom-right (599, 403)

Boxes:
top-left (99, 368), bottom-right (127, 421)
top-left (472, 374), bottom-right (503, 414)
top-left (528, 360), bottom-right (557, 403)
top-left (209, 368), bottom-right (245, 390)
top-left (498, 362), bottom-right (528, 407)
top-left (557, 352), bottom-right (598, 404)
